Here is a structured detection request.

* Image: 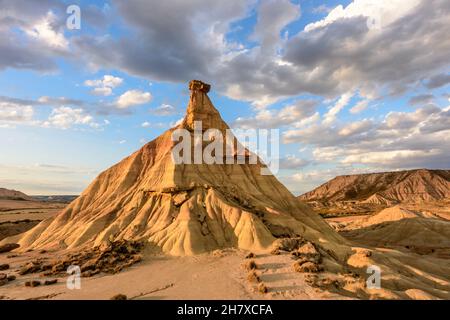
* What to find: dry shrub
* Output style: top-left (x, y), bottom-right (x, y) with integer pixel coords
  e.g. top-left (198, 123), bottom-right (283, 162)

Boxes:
top-left (293, 261), bottom-right (321, 273)
top-left (110, 294), bottom-right (127, 300)
top-left (258, 282), bottom-right (268, 294)
top-left (247, 270), bottom-right (260, 283)
top-left (245, 252), bottom-right (255, 259)
top-left (270, 248), bottom-right (281, 255)
top-left (244, 260), bottom-right (257, 271)
top-left (272, 237), bottom-right (304, 252)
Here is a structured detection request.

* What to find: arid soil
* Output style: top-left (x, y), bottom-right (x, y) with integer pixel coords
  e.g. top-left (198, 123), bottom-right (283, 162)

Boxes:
top-left (0, 199), bottom-right (65, 241)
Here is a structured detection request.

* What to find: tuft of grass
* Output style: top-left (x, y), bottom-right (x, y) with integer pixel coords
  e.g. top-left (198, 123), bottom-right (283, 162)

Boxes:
top-left (25, 280), bottom-right (41, 287)
top-left (293, 261), bottom-right (321, 273)
top-left (258, 282), bottom-right (268, 294)
top-left (244, 260), bottom-right (257, 271)
top-left (247, 270), bottom-right (260, 283)
top-left (110, 294), bottom-right (127, 300)
top-left (245, 252), bottom-right (255, 259)
top-left (270, 248), bottom-right (280, 255)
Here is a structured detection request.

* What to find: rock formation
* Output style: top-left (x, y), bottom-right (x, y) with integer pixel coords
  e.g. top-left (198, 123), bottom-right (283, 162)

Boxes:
top-left (0, 188), bottom-right (33, 201)
top-left (299, 169), bottom-right (450, 204)
top-left (2, 81), bottom-right (347, 257)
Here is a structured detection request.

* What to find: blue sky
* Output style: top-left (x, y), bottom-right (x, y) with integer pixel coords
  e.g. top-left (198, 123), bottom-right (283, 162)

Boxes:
top-left (0, 0), bottom-right (449, 195)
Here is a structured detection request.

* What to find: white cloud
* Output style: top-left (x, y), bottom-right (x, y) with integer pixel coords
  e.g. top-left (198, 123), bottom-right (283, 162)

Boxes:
top-left (304, 0), bottom-right (421, 32)
top-left (84, 75), bottom-right (123, 96)
top-left (279, 155), bottom-right (311, 169)
top-left (341, 149), bottom-right (442, 166)
top-left (152, 103), bottom-right (177, 116)
top-left (323, 93), bottom-right (353, 124)
top-left (285, 103), bottom-right (450, 170)
top-left (251, 0), bottom-right (301, 54)
top-left (24, 11), bottom-right (68, 50)
top-left (116, 90), bottom-right (152, 109)
top-left (0, 102), bottom-right (34, 123)
top-left (339, 119), bottom-right (373, 136)
top-left (350, 99), bottom-right (370, 114)
top-left (41, 107), bottom-right (102, 130)
top-left (234, 99), bottom-right (319, 128)
top-left (141, 121), bottom-right (151, 128)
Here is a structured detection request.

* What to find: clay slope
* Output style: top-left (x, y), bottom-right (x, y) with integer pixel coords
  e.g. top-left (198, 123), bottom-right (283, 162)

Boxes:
top-left (299, 169), bottom-right (450, 204)
top-left (2, 81), bottom-right (345, 257)
top-left (337, 205), bottom-right (450, 253)
top-left (345, 205), bottom-right (440, 230)
top-left (0, 188), bottom-right (33, 201)
top-left (343, 217), bottom-right (450, 249)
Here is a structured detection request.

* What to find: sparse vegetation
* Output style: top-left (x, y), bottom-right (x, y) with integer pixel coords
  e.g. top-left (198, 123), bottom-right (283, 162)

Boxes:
top-left (110, 294), bottom-right (127, 300)
top-left (243, 260), bottom-right (257, 271)
top-left (43, 279), bottom-right (58, 285)
top-left (25, 280), bottom-right (41, 287)
top-left (270, 248), bottom-right (280, 255)
top-left (257, 282), bottom-right (268, 294)
top-left (245, 252), bottom-right (255, 259)
top-left (247, 270), bottom-right (260, 283)
top-left (293, 261), bottom-right (321, 273)
top-left (18, 240), bottom-right (143, 278)
top-left (0, 264), bottom-right (9, 271)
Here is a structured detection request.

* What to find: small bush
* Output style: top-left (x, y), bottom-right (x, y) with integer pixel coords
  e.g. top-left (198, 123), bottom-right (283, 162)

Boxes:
top-left (110, 294), bottom-right (127, 300)
top-left (270, 248), bottom-right (280, 255)
top-left (25, 280), bottom-right (41, 287)
top-left (247, 271), bottom-right (260, 283)
top-left (244, 260), bottom-right (257, 271)
top-left (44, 279), bottom-right (58, 286)
top-left (258, 282), bottom-right (268, 294)
top-left (245, 252), bottom-right (255, 259)
top-left (293, 261), bottom-right (321, 273)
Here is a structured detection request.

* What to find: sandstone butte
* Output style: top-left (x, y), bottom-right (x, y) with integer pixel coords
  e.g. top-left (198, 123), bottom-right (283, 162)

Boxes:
top-left (1, 80), bottom-right (348, 258)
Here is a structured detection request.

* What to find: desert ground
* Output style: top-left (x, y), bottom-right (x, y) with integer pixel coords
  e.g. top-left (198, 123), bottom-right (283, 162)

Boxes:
top-left (1, 200), bottom-right (449, 300)
top-left (0, 199), bottom-right (65, 242)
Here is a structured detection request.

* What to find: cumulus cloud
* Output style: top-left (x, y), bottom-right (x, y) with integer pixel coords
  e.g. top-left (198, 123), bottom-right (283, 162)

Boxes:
top-left (284, 103), bottom-right (450, 170)
top-left (0, 102), bottom-right (34, 125)
top-left (41, 107), bottom-right (104, 129)
top-left (116, 90), bottom-right (152, 109)
top-left (234, 99), bottom-right (319, 128)
top-left (0, 1), bottom-right (109, 72)
top-left (323, 93), bottom-right (353, 125)
top-left (0, 94), bottom-right (109, 130)
top-left (84, 75), bottom-right (124, 96)
top-left (408, 94), bottom-right (434, 106)
top-left (151, 103), bottom-right (177, 116)
top-left (279, 155), bottom-right (311, 169)
top-left (350, 99), bottom-right (370, 114)
top-left (251, 0), bottom-right (301, 54)
top-left (2, 0), bottom-right (448, 107)
top-left (425, 73), bottom-right (450, 89)
top-left (23, 11), bottom-right (68, 50)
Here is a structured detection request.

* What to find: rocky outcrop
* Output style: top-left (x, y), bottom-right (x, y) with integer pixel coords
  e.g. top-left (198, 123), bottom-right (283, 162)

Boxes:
top-left (299, 169), bottom-right (450, 204)
top-left (1, 80), bottom-right (347, 258)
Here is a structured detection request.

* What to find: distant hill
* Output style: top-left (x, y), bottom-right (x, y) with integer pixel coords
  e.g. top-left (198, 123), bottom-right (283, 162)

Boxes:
top-left (299, 169), bottom-right (450, 204)
top-left (0, 188), bottom-right (33, 201)
top-left (32, 195), bottom-right (78, 204)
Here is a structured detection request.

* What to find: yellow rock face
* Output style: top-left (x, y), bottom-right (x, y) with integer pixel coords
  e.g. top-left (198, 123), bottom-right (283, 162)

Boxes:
top-left (3, 81), bottom-right (347, 257)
